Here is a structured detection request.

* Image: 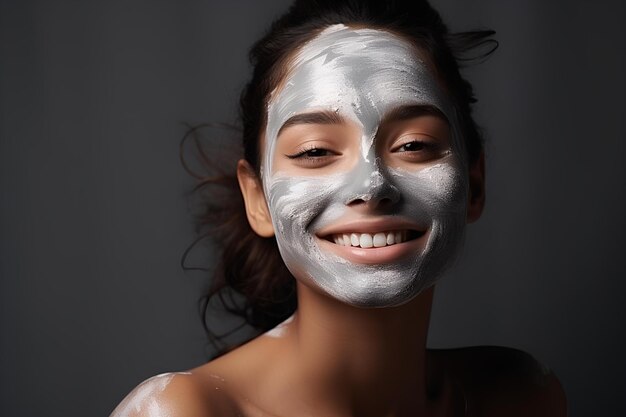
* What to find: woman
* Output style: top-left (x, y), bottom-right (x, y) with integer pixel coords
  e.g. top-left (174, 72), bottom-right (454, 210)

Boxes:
top-left (111, 0), bottom-right (566, 415)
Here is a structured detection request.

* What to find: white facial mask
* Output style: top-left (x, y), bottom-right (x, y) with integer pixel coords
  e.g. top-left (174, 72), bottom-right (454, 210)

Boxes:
top-left (262, 25), bottom-right (468, 307)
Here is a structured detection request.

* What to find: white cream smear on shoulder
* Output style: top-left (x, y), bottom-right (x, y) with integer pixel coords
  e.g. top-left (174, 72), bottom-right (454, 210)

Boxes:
top-left (110, 372), bottom-right (191, 417)
top-left (263, 25), bottom-right (468, 307)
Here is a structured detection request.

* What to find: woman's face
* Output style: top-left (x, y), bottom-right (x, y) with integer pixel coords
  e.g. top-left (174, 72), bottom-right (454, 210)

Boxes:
top-left (260, 25), bottom-right (469, 308)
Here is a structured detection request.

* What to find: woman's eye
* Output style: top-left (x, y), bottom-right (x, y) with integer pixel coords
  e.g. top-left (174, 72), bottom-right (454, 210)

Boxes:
top-left (287, 147), bottom-right (333, 159)
top-left (396, 141), bottom-right (426, 152)
top-left (391, 138), bottom-right (449, 163)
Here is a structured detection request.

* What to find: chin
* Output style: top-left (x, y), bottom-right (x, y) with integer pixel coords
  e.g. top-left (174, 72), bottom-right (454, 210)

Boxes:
top-left (295, 263), bottom-right (436, 309)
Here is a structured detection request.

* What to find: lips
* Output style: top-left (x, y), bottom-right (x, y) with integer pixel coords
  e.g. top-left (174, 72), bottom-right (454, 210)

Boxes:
top-left (315, 218), bottom-right (428, 265)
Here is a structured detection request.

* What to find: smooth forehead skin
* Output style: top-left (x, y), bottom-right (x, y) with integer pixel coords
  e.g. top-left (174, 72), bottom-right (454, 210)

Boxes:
top-left (264, 24), bottom-right (461, 181)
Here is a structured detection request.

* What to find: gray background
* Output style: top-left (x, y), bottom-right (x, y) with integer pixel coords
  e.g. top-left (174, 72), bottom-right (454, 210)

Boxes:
top-left (1, 0), bottom-right (624, 416)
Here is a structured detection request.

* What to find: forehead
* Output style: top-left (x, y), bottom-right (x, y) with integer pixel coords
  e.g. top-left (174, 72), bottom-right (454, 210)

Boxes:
top-left (266, 25), bottom-right (451, 133)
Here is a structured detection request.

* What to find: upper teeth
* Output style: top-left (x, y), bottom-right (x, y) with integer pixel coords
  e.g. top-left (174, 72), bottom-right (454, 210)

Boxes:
top-left (332, 231), bottom-right (407, 248)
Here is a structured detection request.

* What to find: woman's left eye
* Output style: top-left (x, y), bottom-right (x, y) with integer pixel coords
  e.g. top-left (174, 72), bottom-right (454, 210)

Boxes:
top-left (395, 141), bottom-right (426, 152)
top-left (390, 138), bottom-right (449, 163)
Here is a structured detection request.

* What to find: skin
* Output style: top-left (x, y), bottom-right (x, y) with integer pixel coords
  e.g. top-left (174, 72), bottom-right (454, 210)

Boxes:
top-left (110, 26), bottom-right (566, 417)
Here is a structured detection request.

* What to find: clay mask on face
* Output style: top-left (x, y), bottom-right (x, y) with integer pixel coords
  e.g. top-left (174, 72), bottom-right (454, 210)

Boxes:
top-left (263, 25), bottom-right (468, 307)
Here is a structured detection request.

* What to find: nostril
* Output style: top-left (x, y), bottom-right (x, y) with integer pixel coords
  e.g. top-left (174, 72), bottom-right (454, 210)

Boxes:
top-left (378, 197), bottom-right (395, 208)
top-left (347, 197), bottom-right (368, 206)
top-left (346, 195), bottom-right (398, 209)
top-left (371, 195), bottom-right (400, 210)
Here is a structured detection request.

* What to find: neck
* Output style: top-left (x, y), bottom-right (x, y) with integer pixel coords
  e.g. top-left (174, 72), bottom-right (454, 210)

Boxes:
top-left (285, 284), bottom-right (435, 417)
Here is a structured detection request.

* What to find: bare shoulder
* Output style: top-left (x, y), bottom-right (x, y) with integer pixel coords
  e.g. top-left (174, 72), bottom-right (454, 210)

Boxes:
top-left (109, 333), bottom-right (285, 417)
top-left (430, 346), bottom-right (567, 416)
top-left (109, 371), bottom-right (238, 417)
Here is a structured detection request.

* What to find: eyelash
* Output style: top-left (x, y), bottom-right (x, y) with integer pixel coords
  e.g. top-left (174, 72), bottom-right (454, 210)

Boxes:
top-left (392, 139), bottom-right (432, 153)
top-left (286, 145), bottom-right (334, 160)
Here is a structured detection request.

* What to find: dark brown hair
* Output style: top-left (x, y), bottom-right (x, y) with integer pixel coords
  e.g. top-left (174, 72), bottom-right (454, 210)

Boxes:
top-left (182, 0), bottom-right (497, 356)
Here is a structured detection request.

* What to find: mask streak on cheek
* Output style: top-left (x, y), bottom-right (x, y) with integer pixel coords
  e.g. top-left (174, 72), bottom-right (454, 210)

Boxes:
top-left (392, 161), bottom-right (468, 215)
top-left (268, 172), bottom-right (349, 240)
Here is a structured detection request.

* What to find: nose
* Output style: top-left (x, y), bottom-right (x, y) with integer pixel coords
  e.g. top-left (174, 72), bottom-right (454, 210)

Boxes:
top-left (344, 161), bottom-right (401, 209)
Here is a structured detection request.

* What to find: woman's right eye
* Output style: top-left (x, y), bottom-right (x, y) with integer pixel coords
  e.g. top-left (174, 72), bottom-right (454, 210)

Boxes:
top-left (285, 146), bottom-right (339, 167)
top-left (395, 141), bottom-right (426, 153)
top-left (289, 148), bottom-right (330, 158)
top-left (286, 146), bottom-right (335, 159)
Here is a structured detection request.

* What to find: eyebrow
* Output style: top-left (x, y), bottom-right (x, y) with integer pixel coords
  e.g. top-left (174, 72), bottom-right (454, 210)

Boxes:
top-left (275, 105), bottom-right (447, 138)
top-left (277, 110), bottom-right (345, 137)
top-left (382, 104), bottom-right (448, 124)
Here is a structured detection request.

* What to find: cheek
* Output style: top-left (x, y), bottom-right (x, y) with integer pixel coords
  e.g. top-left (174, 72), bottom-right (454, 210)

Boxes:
top-left (393, 162), bottom-right (467, 218)
top-left (267, 174), bottom-right (347, 239)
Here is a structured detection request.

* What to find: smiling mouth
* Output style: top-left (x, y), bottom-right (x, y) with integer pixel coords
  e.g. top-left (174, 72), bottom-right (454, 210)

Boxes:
top-left (323, 230), bottom-right (426, 248)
